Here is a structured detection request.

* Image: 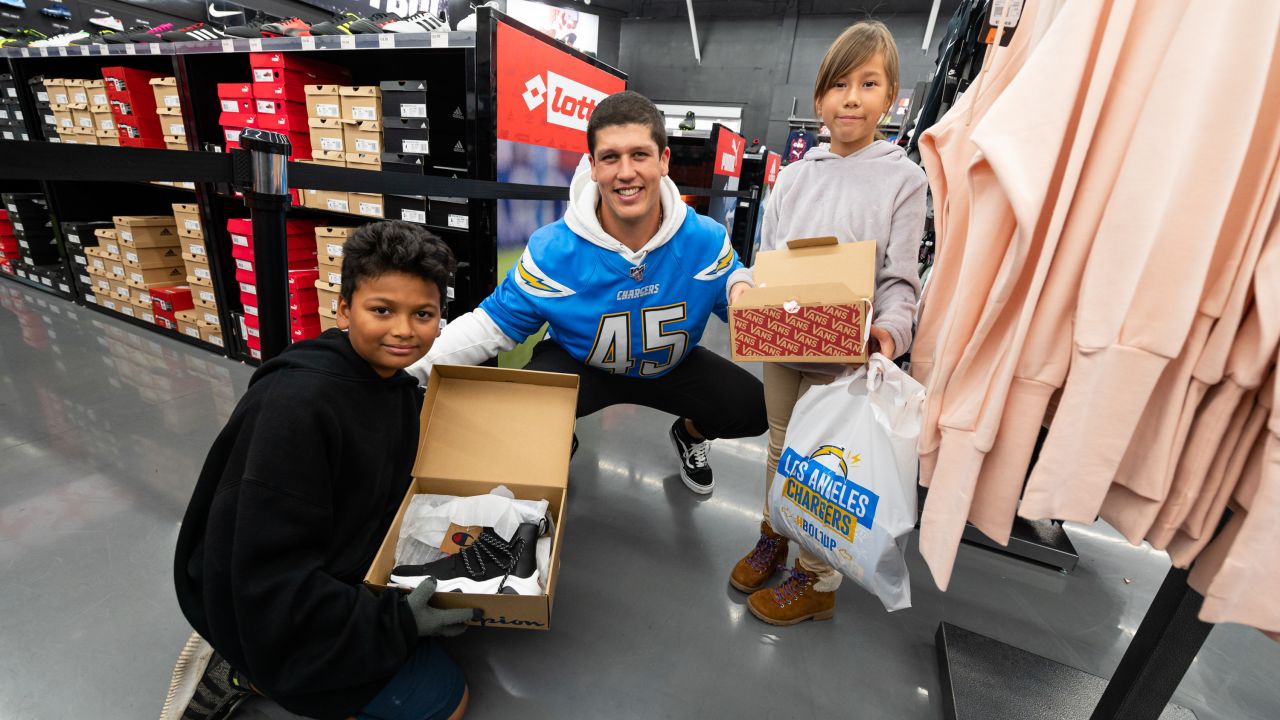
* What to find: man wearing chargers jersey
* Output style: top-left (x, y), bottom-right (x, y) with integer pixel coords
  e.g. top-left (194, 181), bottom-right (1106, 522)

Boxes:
top-left (408, 91), bottom-right (766, 494)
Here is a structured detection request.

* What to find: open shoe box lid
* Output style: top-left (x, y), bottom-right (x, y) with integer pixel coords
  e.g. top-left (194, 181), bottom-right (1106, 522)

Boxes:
top-left (737, 237), bottom-right (875, 308)
top-left (364, 365), bottom-right (578, 628)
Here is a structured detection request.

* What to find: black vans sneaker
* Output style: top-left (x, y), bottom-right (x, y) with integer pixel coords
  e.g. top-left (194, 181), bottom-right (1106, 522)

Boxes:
top-left (390, 521), bottom-right (543, 595)
top-left (670, 419), bottom-right (714, 494)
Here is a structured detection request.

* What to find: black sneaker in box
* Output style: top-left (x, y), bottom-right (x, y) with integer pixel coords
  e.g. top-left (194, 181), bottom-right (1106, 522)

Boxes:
top-left (383, 117), bottom-right (431, 157)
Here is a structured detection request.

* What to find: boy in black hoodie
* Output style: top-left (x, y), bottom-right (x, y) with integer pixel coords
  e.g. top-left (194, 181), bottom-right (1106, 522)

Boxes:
top-left (168, 221), bottom-right (477, 720)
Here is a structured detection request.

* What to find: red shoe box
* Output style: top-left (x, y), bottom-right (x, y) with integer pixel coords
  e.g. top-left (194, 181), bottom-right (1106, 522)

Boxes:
top-left (219, 111), bottom-right (255, 130)
top-left (230, 241), bottom-right (317, 263)
top-left (151, 285), bottom-right (194, 313)
top-left (289, 291), bottom-right (319, 318)
top-left (120, 135), bottom-right (167, 149)
top-left (288, 268), bottom-right (320, 291)
top-left (252, 103), bottom-right (309, 132)
top-left (155, 310), bottom-right (178, 330)
top-left (249, 52), bottom-right (349, 84)
top-left (227, 219), bottom-right (320, 247)
top-left (102, 66), bottom-right (166, 99)
top-left (253, 81), bottom-right (307, 105)
top-left (291, 315), bottom-right (322, 341)
top-left (236, 268), bottom-right (257, 295)
top-left (218, 82), bottom-right (253, 105)
top-left (232, 254), bottom-right (318, 274)
top-left (241, 293), bottom-right (258, 316)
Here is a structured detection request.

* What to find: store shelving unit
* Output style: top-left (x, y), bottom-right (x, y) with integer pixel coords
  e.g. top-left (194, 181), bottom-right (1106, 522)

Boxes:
top-left (0, 10), bottom-right (620, 364)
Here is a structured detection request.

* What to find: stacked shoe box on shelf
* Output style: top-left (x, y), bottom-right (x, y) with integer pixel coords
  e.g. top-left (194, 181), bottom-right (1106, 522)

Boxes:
top-left (0, 74), bottom-right (29, 142)
top-left (379, 80), bottom-right (470, 232)
top-left (171, 203), bottom-right (223, 345)
top-left (60, 220), bottom-right (114, 297)
top-left (3, 192), bottom-right (73, 297)
top-left (250, 51), bottom-right (348, 158)
top-left (0, 208), bottom-right (17, 276)
top-left (150, 77), bottom-right (187, 151)
top-left (342, 86), bottom-right (385, 219)
top-left (300, 81), bottom-right (349, 212)
top-left (226, 218), bottom-right (322, 360)
top-left (102, 66), bottom-right (167, 149)
top-left (115, 216), bottom-right (185, 323)
top-left (217, 80), bottom-right (253, 151)
top-left (314, 225), bottom-right (357, 332)
top-left (83, 226), bottom-right (122, 310)
top-left (84, 79), bottom-right (116, 147)
top-left (43, 78), bottom-right (76, 144)
top-left (28, 76), bottom-right (60, 142)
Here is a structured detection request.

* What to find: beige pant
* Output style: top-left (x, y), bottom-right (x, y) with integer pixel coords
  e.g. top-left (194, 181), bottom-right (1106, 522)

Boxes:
top-left (763, 362), bottom-right (843, 591)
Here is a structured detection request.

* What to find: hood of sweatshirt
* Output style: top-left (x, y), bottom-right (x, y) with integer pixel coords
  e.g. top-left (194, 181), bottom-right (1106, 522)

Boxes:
top-left (801, 139), bottom-right (911, 165)
top-left (249, 328), bottom-right (418, 389)
top-left (563, 168), bottom-right (688, 265)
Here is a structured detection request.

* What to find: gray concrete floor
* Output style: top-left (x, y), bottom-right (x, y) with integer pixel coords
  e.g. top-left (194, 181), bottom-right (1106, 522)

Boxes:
top-left (1, 278), bottom-right (1278, 720)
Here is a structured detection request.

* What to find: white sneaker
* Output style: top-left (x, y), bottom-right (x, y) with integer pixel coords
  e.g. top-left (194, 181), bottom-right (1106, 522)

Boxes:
top-left (384, 11), bottom-right (446, 33)
top-left (32, 31), bottom-right (88, 47)
top-left (90, 15), bottom-right (124, 31)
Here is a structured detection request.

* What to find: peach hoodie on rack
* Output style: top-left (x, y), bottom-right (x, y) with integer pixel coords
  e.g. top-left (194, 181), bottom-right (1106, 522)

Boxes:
top-left (911, 0), bottom-right (1048, 490)
top-left (1017, 0), bottom-right (1280, 524)
top-left (915, 0), bottom-right (1139, 589)
top-left (1099, 48), bottom-right (1280, 545)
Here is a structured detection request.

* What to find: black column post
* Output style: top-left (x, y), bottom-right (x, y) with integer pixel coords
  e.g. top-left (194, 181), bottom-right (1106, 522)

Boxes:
top-left (239, 128), bottom-right (291, 361)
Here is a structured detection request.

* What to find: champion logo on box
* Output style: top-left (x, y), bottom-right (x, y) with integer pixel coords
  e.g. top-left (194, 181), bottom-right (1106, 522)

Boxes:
top-left (521, 72), bottom-right (607, 132)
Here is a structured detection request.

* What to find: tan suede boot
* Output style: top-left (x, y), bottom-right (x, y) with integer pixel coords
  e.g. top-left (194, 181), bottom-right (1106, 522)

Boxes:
top-left (746, 560), bottom-right (836, 625)
top-left (729, 521), bottom-right (789, 592)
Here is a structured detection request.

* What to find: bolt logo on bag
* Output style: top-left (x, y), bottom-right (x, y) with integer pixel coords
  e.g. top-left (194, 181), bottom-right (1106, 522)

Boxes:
top-left (769, 355), bottom-right (925, 611)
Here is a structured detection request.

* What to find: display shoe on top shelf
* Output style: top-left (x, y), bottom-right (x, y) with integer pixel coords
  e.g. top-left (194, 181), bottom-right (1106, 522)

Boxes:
top-left (102, 24), bottom-right (172, 43)
top-left (260, 16), bottom-right (311, 37)
top-left (0, 28), bottom-right (47, 46)
top-left (0, 0), bottom-right (26, 9)
top-left (69, 29), bottom-right (114, 45)
top-left (30, 30), bottom-right (89, 47)
top-left (389, 521), bottom-right (544, 595)
top-left (160, 23), bottom-right (231, 42)
top-left (223, 18), bottom-right (277, 38)
top-left (88, 14), bottom-right (123, 31)
top-left (38, 3), bottom-right (71, 21)
top-left (346, 12), bottom-right (403, 34)
top-left (384, 11), bottom-right (447, 33)
top-left (305, 12), bottom-right (361, 36)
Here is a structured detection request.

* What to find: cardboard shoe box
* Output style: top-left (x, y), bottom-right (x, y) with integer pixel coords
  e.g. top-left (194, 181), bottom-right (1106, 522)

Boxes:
top-left (114, 216), bottom-right (180, 248)
top-left (304, 85), bottom-right (342, 120)
top-left (184, 253), bottom-right (214, 286)
top-left (364, 365), bottom-right (577, 630)
top-left (173, 203), bottom-right (203, 235)
top-left (728, 238), bottom-right (875, 363)
top-left (156, 107), bottom-right (186, 137)
top-left (149, 77), bottom-right (181, 110)
top-left (308, 118), bottom-right (349, 153)
top-left (122, 244), bottom-right (183, 270)
top-left (343, 121), bottom-right (382, 156)
top-left (341, 86), bottom-right (382, 122)
top-left (315, 280), bottom-right (340, 316)
top-left (318, 256), bottom-right (342, 287)
top-left (316, 225), bottom-right (356, 259)
top-left (350, 193), bottom-right (385, 219)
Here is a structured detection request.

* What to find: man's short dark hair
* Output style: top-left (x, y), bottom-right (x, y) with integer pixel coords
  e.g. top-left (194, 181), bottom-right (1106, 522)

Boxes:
top-left (586, 90), bottom-right (667, 158)
top-left (340, 220), bottom-right (456, 306)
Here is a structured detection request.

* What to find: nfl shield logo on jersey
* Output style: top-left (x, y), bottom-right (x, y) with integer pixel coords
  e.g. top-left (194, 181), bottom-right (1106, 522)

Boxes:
top-left (629, 264), bottom-right (646, 282)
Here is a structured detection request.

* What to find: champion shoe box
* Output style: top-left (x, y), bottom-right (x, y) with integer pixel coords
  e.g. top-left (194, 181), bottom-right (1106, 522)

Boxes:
top-left (102, 66), bottom-right (167, 148)
top-left (365, 364), bottom-right (577, 630)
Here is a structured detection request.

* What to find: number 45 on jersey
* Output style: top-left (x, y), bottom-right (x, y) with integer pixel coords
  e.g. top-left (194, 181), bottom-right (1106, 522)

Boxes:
top-left (587, 303), bottom-right (689, 377)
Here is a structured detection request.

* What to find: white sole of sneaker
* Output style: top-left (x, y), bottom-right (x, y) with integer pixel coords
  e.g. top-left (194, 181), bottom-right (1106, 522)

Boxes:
top-left (669, 432), bottom-right (714, 495)
top-left (158, 631), bottom-right (214, 720)
top-left (389, 572), bottom-right (543, 596)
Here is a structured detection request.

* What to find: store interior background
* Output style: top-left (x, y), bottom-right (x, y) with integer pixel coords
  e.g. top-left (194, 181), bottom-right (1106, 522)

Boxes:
top-left (3, 1), bottom-right (1279, 719)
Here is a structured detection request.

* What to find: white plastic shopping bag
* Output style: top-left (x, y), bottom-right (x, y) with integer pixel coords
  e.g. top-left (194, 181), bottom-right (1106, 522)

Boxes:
top-left (768, 354), bottom-right (925, 611)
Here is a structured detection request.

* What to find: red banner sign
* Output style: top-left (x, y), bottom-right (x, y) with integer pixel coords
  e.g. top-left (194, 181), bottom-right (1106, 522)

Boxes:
top-left (764, 151), bottom-right (782, 186)
top-left (496, 21), bottom-right (626, 153)
top-left (713, 127), bottom-right (746, 178)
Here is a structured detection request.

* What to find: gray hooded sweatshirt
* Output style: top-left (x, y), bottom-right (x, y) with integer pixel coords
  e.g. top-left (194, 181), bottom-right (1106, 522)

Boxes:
top-left (727, 140), bottom-right (927, 370)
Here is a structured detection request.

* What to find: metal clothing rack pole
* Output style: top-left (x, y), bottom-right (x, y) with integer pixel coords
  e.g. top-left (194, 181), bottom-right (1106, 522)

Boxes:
top-left (937, 527), bottom-right (1222, 720)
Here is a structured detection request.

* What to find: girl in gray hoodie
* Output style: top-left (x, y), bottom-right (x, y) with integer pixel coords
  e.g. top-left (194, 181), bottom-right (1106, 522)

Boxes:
top-left (725, 20), bottom-right (927, 625)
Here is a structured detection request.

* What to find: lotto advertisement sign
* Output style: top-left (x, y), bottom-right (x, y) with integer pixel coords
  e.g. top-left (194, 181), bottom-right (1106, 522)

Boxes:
top-left (496, 21), bottom-right (626, 153)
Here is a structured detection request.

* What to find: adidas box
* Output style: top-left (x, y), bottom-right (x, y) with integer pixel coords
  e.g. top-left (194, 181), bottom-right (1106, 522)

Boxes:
top-left (114, 216), bottom-right (180, 248)
top-left (304, 85), bottom-right (343, 120)
top-left (383, 118), bottom-right (429, 156)
top-left (315, 226), bottom-right (357, 259)
top-left (365, 365), bottom-right (577, 630)
top-left (379, 80), bottom-right (428, 119)
top-left (149, 77), bottom-right (181, 111)
top-left (343, 121), bottom-right (382, 156)
top-left (340, 86), bottom-right (382, 123)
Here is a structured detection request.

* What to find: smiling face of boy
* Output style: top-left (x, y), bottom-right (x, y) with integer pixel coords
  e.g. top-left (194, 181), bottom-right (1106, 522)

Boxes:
top-left (337, 271), bottom-right (442, 378)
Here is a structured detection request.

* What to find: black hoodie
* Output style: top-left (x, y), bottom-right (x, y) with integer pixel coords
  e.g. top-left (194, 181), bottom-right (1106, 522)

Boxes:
top-left (174, 329), bottom-right (422, 719)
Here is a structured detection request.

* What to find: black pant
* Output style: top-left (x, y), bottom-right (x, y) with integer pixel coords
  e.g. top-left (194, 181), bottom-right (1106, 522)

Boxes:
top-left (524, 340), bottom-right (767, 441)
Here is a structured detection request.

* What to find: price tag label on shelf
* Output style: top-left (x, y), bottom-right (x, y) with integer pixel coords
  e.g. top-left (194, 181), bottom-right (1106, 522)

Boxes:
top-left (340, 35), bottom-right (356, 49)
top-left (222, 39), bottom-right (235, 53)
top-left (78, 46), bottom-right (89, 55)
top-left (448, 214), bottom-right (469, 230)
top-left (378, 34), bottom-right (395, 49)
top-left (96, 45), bottom-right (108, 55)
top-left (301, 36), bottom-right (316, 51)
top-left (38, 47), bottom-right (48, 56)
top-left (20, 48), bottom-right (29, 57)
top-left (125, 44), bottom-right (136, 55)
top-left (56, 47), bottom-right (67, 56)
top-left (249, 38), bottom-right (263, 52)
top-left (431, 32), bottom-right (448, 48)
top-left (150, 44), bottom-right (161, 55)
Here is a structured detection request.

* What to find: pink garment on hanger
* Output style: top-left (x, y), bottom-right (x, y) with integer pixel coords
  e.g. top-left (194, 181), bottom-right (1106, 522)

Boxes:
top-left (1018, 0), bottom-right (1280, 524)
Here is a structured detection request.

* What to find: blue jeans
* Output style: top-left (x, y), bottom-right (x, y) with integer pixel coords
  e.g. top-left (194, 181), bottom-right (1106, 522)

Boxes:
top-left (357, 640), bottom-right (465, 720)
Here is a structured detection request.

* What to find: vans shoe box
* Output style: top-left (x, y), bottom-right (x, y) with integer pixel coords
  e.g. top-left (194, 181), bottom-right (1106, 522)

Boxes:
top-left (366, 365), bottom-right (577, 629)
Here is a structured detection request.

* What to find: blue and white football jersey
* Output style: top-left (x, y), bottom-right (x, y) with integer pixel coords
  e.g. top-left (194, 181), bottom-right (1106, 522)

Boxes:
top-left (480, 211), bottom-right (741, 379)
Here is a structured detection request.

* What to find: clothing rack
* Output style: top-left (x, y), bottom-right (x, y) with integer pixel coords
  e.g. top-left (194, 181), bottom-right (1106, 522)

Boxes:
top-left (935, 496), bottom-right (1226, 719)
